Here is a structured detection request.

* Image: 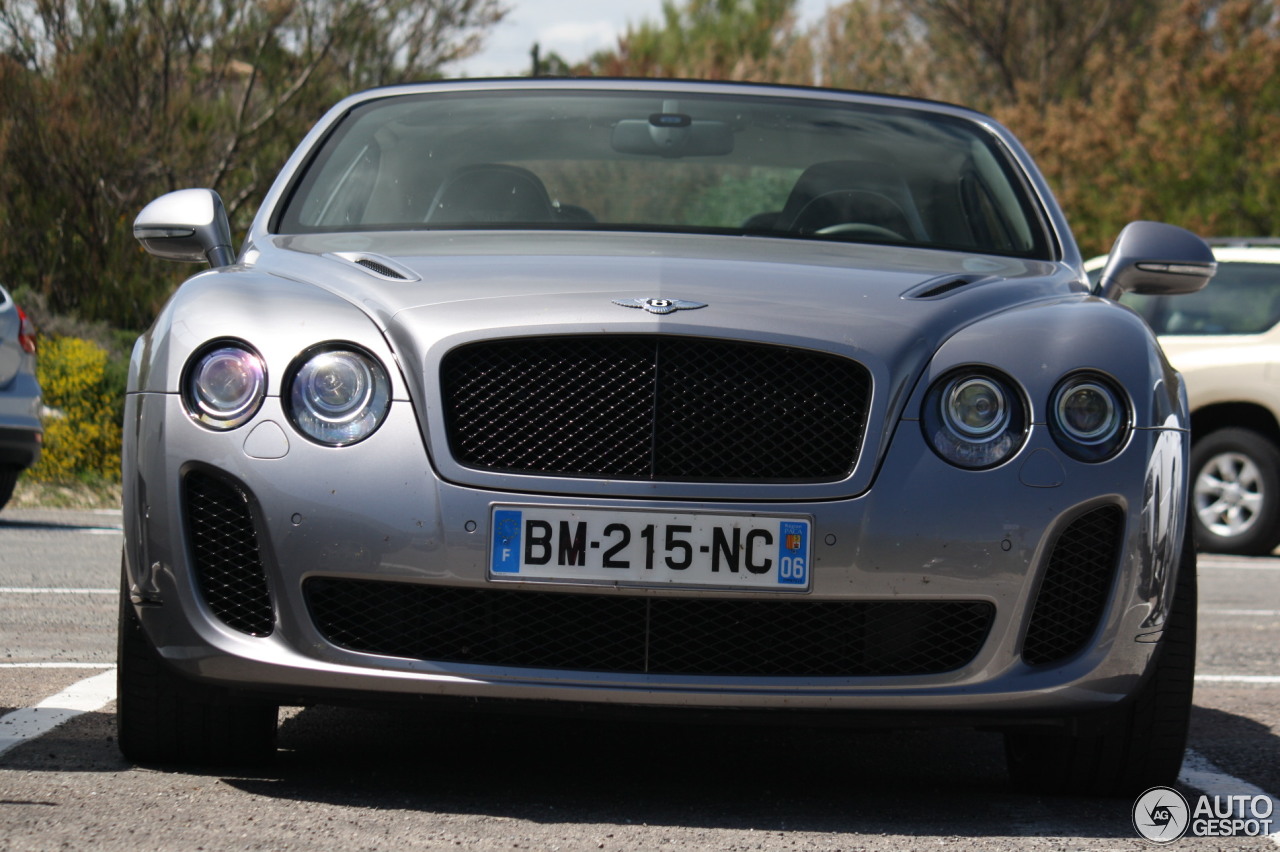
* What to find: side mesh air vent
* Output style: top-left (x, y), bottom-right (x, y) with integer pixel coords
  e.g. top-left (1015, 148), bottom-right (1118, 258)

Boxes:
top-left (183, 470), bottom-right (274, 637)
top-left (1022, 505), bottom-right (1125, 666)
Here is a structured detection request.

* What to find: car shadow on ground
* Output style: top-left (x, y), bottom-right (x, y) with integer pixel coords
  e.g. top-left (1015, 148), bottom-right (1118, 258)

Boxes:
top-left (7, 701), bottom-right (1275, 841)
top-left (1188, 703), bottom-right (1280, 798)
top-left (235, 704), bottom-right (1137, 838)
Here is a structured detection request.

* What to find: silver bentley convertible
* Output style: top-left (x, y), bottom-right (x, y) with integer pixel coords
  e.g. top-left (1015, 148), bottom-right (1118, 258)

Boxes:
top-left (122, 79), bottom-right (1214, 795)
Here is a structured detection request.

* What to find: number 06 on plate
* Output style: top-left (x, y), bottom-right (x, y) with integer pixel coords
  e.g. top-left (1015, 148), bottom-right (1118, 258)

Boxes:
top-left (490, 506), bottom-right (812, 591)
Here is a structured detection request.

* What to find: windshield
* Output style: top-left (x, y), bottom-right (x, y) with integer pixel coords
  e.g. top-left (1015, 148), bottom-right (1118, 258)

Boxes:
top-left (275, 89), bottom-right (1050, 258)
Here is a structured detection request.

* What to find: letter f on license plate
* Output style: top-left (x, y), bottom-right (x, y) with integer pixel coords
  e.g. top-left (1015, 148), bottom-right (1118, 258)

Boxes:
top-left (490, 506), bottom-right (811, 591)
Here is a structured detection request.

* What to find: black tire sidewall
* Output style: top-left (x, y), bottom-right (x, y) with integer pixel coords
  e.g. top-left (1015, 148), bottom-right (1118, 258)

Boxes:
top-left (0, 466), bottom-right (18, 510)
top-left (117, 561), bottom-right (277, 765)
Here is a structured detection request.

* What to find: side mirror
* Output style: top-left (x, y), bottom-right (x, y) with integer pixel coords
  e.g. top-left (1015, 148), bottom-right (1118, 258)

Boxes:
top-left (133, 189), bottom-right (235, 267)
top-left (1095, 221), bottom-right (1215, 300)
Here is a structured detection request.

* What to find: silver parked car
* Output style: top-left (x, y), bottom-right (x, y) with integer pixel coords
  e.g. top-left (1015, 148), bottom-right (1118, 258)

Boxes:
top-left (122, 79), bottom-right (1214, 795)
top-left (0, 283), bottom-right (41, 509)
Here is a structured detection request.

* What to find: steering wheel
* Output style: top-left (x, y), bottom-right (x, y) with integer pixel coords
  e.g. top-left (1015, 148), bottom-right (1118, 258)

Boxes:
top-left (815, 223), bottom-right (908, 241)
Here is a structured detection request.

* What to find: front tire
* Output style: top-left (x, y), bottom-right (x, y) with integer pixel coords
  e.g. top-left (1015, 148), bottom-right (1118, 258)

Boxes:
top-left (1004, 529), bottom-right (1196, 797)
top-left (0, 466), bottom-right (18, 510)
top-left (117, 566), bottom-right (278, 766)
top-left (1190, 427), bottom-right (1280, 555)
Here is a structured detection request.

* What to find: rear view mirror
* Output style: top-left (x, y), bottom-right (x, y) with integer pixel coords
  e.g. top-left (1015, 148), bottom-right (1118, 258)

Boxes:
top-left (611, 113), bottom-right (734, 158)
top-left (134, 188), bottom-right (235, 267)
top-left (1095, 221), bottom-right (1215, 299)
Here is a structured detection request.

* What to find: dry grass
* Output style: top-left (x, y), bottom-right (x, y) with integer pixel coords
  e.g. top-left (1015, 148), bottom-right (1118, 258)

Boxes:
top-left (10, 476), bottom-right (122, 510)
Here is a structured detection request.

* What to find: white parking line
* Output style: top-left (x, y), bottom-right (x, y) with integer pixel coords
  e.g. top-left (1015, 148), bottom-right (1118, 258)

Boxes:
top-left (1195, 674), bottom-right (1280, 685)
top-left (1199, 559), bottom-right (1280, 570)
top-left (0, 662), bottom-right (114, 669)
top-left (1202, 609), bottom-right (1280, 617)
top-left (0, 669), bottom-right (117, 758)
top-left (0, 525), bottom-right (122, 535)
top-left (0, 587), bottom-right (115, 595)
top-left (1181, 748), bottom-right (1280, 846)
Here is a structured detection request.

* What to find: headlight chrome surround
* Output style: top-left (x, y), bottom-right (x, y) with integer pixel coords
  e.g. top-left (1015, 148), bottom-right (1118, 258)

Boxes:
top-left (1049, 372), bottom-right (1131, 462)
top-left (285, 344), bottom-right (391, 446)
top-left (182, 342), bottom-right (267, 430)
top-left (923, 369), bottom-right (1028, 469)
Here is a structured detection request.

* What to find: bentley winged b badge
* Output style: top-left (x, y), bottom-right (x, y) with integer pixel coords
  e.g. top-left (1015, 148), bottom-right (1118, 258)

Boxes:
top-left (612, 297), bottom-right (708, 315)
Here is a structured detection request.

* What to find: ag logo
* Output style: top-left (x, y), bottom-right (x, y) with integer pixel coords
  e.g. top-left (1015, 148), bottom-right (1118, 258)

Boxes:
top-left (1133, 786), bottom-right (1190, 843)
top-left (612, 297), bottom-right (707, 315)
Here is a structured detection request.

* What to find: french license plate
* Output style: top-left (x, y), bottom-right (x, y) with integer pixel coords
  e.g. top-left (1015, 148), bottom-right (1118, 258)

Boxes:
top-left (489, 506), bottom-right (811, 590)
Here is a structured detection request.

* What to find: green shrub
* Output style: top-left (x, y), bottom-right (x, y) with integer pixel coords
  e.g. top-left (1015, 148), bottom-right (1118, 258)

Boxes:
top-left (27, 335), bottom-right (124, 483)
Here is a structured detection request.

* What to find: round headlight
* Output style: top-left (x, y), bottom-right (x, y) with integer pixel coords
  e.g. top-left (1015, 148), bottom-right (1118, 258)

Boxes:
top-left (184, 344), bottom-right (265, 430)
top-left (945, 378), bottom-right (1010, 439)
top-left (923, 370), bottom-right (1027, 469)
top-left (287, 347), bottom-right (390, 446)
top-left (1050, 374), bottom-right (1129, 461)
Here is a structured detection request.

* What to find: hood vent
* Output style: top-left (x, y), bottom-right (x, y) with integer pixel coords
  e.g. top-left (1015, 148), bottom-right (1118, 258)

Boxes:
top-left (904, 273), bottom-right (993, 300)
top-left (356, 258), bottom-right (407, 279)
top-left (329, 251), bottom-right (420, 282)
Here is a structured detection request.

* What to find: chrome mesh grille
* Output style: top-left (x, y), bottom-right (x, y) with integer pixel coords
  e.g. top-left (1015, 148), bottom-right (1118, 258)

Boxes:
top-left (440, 336), bottom-right (870, 481)
top-left (1022, 505), bottom-right (1124, 666)
top-left (184, 470), bottom-right (274, 637)
top-left (304, 578), bottom-right (994, 677)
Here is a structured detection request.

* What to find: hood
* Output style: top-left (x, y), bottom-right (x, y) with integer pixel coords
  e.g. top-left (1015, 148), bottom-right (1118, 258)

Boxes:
top-left (258, 231), bottom-right (1079, 361)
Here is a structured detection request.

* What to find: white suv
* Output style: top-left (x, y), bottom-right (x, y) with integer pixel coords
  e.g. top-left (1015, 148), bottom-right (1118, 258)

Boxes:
top-left (1109, 240), bottom-right (1280, 554)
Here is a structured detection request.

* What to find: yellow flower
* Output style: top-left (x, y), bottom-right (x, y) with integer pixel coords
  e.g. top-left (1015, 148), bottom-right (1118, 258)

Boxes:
top-left (27, 336), bottom-right (122, 482)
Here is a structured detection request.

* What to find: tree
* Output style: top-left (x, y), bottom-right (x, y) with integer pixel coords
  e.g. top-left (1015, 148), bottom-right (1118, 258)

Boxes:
top-left (804, 0), bottom-right (933, 96)
top-left (803, 0), bottom-right (1165, 110)
top-left (581, 0), bottom-right (806, 82)
top-left (898, 0), bottom-right (1164, 109)
top-left (0, 0), bottom-right (506, 329)
top-left (999, 0), bottom-right (1280, 254)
